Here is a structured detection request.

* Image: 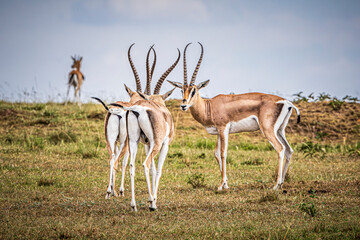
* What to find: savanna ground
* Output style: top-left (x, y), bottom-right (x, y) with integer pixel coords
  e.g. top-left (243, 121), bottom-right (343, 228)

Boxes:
top-left (0, 96), bottom-right (359, 239)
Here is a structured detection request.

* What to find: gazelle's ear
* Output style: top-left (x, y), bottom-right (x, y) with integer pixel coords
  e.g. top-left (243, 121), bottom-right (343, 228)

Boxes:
top-left (124, 84), bottom-right (134, 97)
top-left (162, 88), bottom-right (176, 100)
top-left (71, 56), bottom-right (75, 61)
top-left (167, 80), bottom-right (183, 89)
top-left (197, 79), bottom-right (210, 90)
top-left (137, 91), bottom-right (150, 100)
top-left (79, 57), bottom-right (83, 62)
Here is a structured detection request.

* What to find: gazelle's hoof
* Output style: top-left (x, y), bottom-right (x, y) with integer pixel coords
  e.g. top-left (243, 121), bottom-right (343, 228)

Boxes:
top-left (217, 182), bottom-right (229, 191)
top-left (105, 193), bottom-right (111, 199)
top-left (273, 183), bottom-right (282, 190)
top-left (149, 207), bottom-right (157, 212)
top-left (119, 190), bottom-right (124, 197)
top-left (131, 206), bottom-right (137, 212)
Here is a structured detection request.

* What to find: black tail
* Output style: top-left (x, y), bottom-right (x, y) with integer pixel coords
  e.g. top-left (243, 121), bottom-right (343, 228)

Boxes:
top-left (91, 97), bottom-right (109, 111)
top-left (297, 115), bottom-right (301, 124)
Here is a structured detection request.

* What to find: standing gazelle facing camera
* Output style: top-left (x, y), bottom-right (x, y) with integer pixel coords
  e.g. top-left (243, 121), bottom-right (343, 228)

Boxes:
top-left (67, 55), bottom-right (85, 105)
top-left (168, 42), bottom-right (300, 191)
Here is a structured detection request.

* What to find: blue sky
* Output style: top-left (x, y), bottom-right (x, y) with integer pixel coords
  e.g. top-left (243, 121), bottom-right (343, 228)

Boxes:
top-left (0, 0), bottom-right (359, 102)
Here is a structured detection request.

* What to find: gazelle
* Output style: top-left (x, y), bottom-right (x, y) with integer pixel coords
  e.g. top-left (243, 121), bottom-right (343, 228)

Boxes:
top-left (110, 47), bottom-right (180, 211)
top-left (91, 97), bottom-right (130, 199)
top-left (67, 55), bottom-right (85, 105)
top-left (92, 44), bottom-right (157, 199)
top-left (168, 42), bottom-right (300, 191)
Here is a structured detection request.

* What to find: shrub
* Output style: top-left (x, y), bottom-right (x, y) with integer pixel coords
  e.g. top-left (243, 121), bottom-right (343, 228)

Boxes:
top-left (298, 201), bottom-right (317, 217)
top-left (328, 98), bottom-right (344, 111)
top-left (298, 141), bottom-right (327, 159)
top-left (187, 173), bottom-right (206, 189)
top-left (317, 92), bottom-right (331, 102)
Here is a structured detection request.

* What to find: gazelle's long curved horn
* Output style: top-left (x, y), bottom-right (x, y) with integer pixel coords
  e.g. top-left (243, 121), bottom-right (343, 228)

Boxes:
top-left (153, 48), bottom-right (181, 94)
top-left (190, 42), bottom-right (204, 86)
top-left (150, 46), bottom-right (156, 89)
top-left (128, 43), bottom-right (142, 92)
top-left (183, 43), bottom-right (191, 86)
top-left (145, 45), bottom-right (156, 95)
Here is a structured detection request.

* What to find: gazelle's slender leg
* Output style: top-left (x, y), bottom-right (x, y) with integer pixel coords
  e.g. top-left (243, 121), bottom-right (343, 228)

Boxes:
top-left (143, 144), bottom-right (161, 211)
top-left (218, 125), bottom-right (229, 191)
top-left (112, 148), bottom-right (120, 197)
top-left (144, 144), bottom-right (156, 195)
top-left (277, 130), bottom-right (293, 185)
top-left (129, 139), bottom-right (139, 211)
top-left (214, 135), bottom-right (222, 172)
top-left (154, 139), bottom-right (169, 205)
top-left (76, 87), bottom-right (81, 106)
top-left (107, 144), bottom-right (125, 198)
top-left (262, 126), bottom-right (285, 190)
top-left (277, 110), bottom-right (293, 185)
top-left (119, 147), bottom-right (129, 196)
top-left (66, 85), bottom-right (71, 104)
top-left (106, 153), bottom-right (116, 199)
top-left (127, 112), bottom-right (140, 211)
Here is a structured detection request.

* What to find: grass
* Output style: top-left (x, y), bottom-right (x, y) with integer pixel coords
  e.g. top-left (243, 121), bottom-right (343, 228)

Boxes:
top-left (0, 100), bottom-right (359, 239)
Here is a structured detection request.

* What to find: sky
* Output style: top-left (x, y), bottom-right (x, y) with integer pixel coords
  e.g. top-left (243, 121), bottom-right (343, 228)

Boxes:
top-left (0, 0), bottom-right (359, 103)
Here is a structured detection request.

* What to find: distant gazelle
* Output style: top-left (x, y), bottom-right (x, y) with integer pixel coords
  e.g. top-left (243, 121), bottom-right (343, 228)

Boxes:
top-left (67, 55), bottom-right (85, 105)
top-left (168, 42), bottom-right (300, 191)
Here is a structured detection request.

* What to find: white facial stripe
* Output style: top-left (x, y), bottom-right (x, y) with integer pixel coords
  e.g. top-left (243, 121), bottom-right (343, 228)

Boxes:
top-left (188, 88), bottom-right (195, 103)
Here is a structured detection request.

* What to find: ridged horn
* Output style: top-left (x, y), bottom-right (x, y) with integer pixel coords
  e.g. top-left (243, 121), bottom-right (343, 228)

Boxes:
top-left (150, 47), bottom-right (156, 88)
top-left (183, 43), bottom-right (191, 86)
top-left (190, 42), bottom-right (204, 86)
top-left (153, 48), bottom-right (181, 94)
top-left (145, 45), bottom-right (156, 95)
top-left (128, 43), bottom-right (142, 92)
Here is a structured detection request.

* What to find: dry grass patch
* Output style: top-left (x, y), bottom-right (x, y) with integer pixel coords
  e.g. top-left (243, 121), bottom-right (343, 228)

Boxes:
top-left (0, 101), bottom-right (359, 239)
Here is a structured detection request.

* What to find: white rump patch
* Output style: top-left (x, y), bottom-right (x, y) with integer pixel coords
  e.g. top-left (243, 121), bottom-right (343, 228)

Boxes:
top-left (109, 108), bottom-right (126, 116)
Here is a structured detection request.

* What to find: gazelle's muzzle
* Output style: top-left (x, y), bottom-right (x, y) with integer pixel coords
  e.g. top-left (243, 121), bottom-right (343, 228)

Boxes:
top-left (180, 99), bottom-right (189, 111)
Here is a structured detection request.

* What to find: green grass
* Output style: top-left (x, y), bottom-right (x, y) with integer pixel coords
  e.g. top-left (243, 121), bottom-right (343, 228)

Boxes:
top-left (0, 101), bottom-right (359, 239)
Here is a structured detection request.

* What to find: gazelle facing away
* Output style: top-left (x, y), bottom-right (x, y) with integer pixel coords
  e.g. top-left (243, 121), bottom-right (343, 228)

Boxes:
top-left (92, 44), bottom-right (158, 199)
top-left (168, 42), bottom-right (300, 191)
top-left (93, 44), bottom-right (179, 210)
top-left (110, 47), bottom-right (180, 211)
top-left (67, 55), bottom-right (85, 105)
top-left (91, 97), bottom-right (130, 199)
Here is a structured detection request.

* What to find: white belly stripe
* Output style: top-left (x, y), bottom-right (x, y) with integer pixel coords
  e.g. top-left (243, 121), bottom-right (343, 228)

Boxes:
top-left (205, 115), bottom-right (260, 135)
top-left (229, 115), bottom-right (260, 133)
